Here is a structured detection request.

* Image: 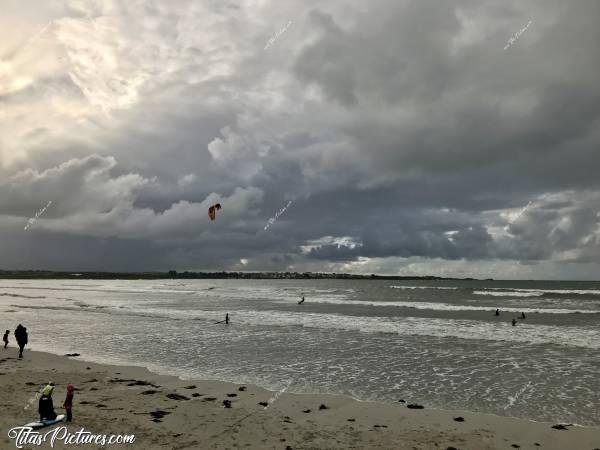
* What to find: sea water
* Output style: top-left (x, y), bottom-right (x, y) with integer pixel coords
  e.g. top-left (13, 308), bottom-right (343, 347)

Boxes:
top-left (1, 279), bottom-right (599, 425)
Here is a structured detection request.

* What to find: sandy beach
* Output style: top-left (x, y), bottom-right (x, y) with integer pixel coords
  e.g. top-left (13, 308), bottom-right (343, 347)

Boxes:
top-left (1, 349), bottom-right (598, 450)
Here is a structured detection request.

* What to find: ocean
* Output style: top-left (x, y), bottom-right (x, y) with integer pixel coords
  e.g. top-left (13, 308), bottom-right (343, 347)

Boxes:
top-left (1, 279), bottom-right (599, 426)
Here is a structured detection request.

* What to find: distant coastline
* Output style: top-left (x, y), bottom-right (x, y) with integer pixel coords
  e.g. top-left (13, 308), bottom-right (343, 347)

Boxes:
top-left (0, 269), bottom-right (490, 281)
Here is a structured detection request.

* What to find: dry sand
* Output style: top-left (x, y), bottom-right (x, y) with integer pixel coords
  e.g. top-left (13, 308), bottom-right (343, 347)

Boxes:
top-left (0, 349), bottom-right (598, 449)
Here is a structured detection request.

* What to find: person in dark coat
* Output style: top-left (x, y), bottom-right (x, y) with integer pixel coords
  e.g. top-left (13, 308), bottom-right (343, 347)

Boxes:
top-left (3, 330), bottom-right (8, 349)
top-left (14, 324), bottom-right (28, 358)
top-left (38, 384), bottom-right (57, 421)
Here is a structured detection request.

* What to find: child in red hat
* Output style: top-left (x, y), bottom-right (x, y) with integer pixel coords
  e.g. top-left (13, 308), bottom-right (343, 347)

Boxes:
top-left (63, 384), bottom-right (75, 422)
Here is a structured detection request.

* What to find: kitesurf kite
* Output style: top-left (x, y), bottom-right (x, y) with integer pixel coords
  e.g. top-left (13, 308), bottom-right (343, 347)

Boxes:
top-left (208, 203), bottom-right (222, 221)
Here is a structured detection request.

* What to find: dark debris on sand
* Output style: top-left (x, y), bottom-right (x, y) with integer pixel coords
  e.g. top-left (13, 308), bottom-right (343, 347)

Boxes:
top-left (127, 380), bottom-right (160, 388)
top-left (203, 397), bottom-right (217, 402)
top-left (64, 353), bottom-right (81, 357)
top-left (226, 393), bottom-right (237, 397)
top-left (109, 378), bottom-right (151, 385)
top-left (302, 409), bottom-right (311, 413)
top-left (166, 393), bottom-right (189, 401)
top-left (191, 393), bottom-right (201, 398)
top-left (183, 385), bottom-right (196, 389)
top-left (222, 400), bottom-right (232, 408)
top-left (446, 447), bottom-right (459, 450)
top-left (150, 410), bottom-right (171, 420)
top-left (258, 402), bottom-right (269, 407)
top-left (318, 404), bottom-right (329, 410)
top-left (511, 445), bottom-right (520, 449)
top-left (453, 417), bottom-right (465, 422)
top-left (141, 390), bottom-right (160, 395)
top-left (551, 424), bottom-right (571, 430)
top-left (238, 386), bottom-right (247, 391)
top-left (407, 404), bottom-right (424, 409)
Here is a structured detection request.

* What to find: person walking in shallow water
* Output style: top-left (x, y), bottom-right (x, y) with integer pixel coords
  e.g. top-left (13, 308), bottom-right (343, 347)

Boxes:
top-left (512, 318), bottom-right (517, 326)
top-left (14, 324), bottom-right (28, 358)
top-left (521, 312), bottom-right (526, 319)
top-left (215, 314), bottom-right (230, 325)
top-left (495, 309), bottom-right (500, 316)
top-left (3, 330), bottom-right (8, 349)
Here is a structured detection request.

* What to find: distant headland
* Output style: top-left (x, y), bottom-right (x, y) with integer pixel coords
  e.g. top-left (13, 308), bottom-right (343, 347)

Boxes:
top-left (0, 269), bottom-right (490, 281)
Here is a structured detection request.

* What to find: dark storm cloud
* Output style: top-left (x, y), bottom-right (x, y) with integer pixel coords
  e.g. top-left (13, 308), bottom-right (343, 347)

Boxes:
top-left (1, 0), bottom-right (599, 279)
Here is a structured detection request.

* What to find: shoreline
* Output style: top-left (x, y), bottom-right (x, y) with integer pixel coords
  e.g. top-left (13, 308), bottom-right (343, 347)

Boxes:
top-left (1, 349), bottom-right (598, 449)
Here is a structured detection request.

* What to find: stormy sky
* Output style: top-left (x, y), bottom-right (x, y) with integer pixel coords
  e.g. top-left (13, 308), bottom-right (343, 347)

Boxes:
top-left (1, 0), bottom-right (599, 279)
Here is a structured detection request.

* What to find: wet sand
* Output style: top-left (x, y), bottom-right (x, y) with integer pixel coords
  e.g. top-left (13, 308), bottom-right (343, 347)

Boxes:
top-left (1, 349), bottom-right (598, 449)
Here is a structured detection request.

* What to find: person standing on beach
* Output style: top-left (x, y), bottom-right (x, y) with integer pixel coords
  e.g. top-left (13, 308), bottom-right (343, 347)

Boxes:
top-left (63, 384), bottom-right (75, 422)
top-left (3, 330), bottom-right (8, 349)
top-left (38, 383), bottom-right (57, 421)
top-left (225, 313), bottom-right (229, 325)
top-left (14, 324), bottom-right (28, 358)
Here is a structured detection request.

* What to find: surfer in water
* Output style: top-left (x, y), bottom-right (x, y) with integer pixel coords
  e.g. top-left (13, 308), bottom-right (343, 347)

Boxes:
top-left (298, 294), bottom-right (305, 305)
top-left (3, 330), bottom-right (8, 349)
top-left (38, 383), bottom-right (57, 421)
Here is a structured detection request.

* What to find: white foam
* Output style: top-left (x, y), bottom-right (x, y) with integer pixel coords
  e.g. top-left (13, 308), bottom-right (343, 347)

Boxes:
top-left (77, 305), bottom-right (599, 350)
top-left (483, 288), bottom-right (600, 295)
top-left (389, 286), bottom-right (459, 290)
top-left (273, 297), bottom-right (600, 314)
top-left (473, 290), bottom-right (544, 297)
